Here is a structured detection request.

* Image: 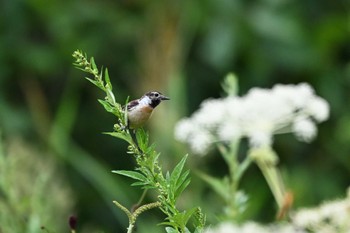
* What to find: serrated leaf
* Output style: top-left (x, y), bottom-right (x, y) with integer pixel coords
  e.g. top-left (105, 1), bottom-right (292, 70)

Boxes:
top-left (112, 170), bottom-right (147, 182)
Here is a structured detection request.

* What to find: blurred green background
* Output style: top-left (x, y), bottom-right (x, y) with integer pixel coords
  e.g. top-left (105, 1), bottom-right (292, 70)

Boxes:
top-left (1, 0), bottom-right (349, 232)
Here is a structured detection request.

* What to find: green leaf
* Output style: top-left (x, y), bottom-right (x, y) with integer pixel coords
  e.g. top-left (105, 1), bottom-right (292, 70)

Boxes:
top-left (130, 181), bottom-right (151, 187)
top-left (221, 72), bottom-right (238, 96)
top-left (149, 152), bottom-right (160, 171)
top-left (145, 143), bottom-right (156, 155)
top-left (98, 99), bottom-right (114, 113)
top-left (74, 66), bottom-right (87, 72)
top-left (104, 132), bottom-right (132, 144)
top-left (159, 219), bottom-right (179, 227)
top-left (170, 155), bottom-right (187, 186)
top-left (175, 177), bottom-right (191, 200)
top-left (169, 155), bottom-right (188, 197)
top-left (112, 170), bottom-right (147, 182)
top-left (197, 171), bottom-right (230, 201)
top-left (165, 171), bottom-right (170, 181)
top-left (104, 68), bottom-right (112, 90)
top-left (176, 170), bottom-right (189, 189)
top-left (164, 227), bottom-right (179, 233)
top-left (181, 207), bottom-right (198, 226)
top-left (165, 209), bottom-right (196, 232)
top-left (90, 57), bottom-right (97, 71)
top-left (85, 76), bottom-right (104, 90)
top-left (106, 89), bottom-right (116, 106)
top-left (174, 170), bottom-right (190, 199)
top-left (136, 128), bottom-right (149, 151)
top-left (99, 66), bottom-right (104, 80)
top-left (85, 77), bottom-right (99, 87)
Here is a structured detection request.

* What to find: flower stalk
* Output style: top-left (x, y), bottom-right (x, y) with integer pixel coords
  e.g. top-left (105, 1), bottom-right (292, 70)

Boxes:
top-left (249, 147), bottom-right (286, 211)
top-left (175, 74), bottom-right (329, 220)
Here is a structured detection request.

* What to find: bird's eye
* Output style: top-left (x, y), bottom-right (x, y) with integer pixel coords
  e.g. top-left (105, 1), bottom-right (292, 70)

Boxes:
top-left (154, 93), bottom-right (159, 97)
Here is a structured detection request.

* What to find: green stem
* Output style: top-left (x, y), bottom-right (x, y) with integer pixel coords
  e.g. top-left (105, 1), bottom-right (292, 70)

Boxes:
top-left (249, 147), bottom-right (286, 210)
top-left (262, 162), bottom-right (285, 208)
top-left (135, 189), bottom-right (148, 209)
top-left (127, 223), bottom-right (135, 233)
top-left (235, 156), bottom-right (253, 182)
top-left (219, 140), bottom-right (250, 219)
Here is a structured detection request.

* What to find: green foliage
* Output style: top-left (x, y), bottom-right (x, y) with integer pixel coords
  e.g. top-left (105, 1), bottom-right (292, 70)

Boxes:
top-left (2, 0), bottom-right (349, 231)
top-left (0, 137), bottom-right (73, 233)
top-left (73, 51), bottom-right (205, 233)
top-left (221, 73), bottom-right (238, 97)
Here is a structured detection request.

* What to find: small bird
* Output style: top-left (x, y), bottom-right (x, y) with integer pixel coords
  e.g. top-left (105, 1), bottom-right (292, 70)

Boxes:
top-left (125, 91), bottom-right (170, 129)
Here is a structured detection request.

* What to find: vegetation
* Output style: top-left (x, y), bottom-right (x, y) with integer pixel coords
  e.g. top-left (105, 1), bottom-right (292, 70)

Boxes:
top-left (0, 1), bottom-right (349, 232)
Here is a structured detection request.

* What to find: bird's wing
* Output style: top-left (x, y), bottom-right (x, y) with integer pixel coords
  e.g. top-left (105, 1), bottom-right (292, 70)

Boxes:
top-left (126, 99), bottom-right (139, 111)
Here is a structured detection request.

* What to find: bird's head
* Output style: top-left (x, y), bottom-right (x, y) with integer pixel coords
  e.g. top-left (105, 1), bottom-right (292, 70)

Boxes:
top-left (142, 91), bottom-right (170, 108)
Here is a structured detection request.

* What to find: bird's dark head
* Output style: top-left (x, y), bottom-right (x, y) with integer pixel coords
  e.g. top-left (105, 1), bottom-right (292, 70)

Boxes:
top-left (143, 91), bottom-right (170, 108)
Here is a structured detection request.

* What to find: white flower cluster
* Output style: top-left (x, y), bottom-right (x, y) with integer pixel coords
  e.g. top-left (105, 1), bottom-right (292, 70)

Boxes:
top-left (203, 189), bottom-right (350, 233)
top-left (203, 221), bottom-right (305, 233)
top-left (175, 83), bottom-right (329, 155)
top-left (292, 190), bottom-right (350, 233)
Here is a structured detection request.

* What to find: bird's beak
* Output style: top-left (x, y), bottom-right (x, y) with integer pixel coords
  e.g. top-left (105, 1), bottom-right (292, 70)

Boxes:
top-left (160, 95), bottom-right (170, 100)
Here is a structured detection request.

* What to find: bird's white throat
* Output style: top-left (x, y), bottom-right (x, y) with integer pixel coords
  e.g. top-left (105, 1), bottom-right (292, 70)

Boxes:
top-left (138, 96), bottom-right (152, 106)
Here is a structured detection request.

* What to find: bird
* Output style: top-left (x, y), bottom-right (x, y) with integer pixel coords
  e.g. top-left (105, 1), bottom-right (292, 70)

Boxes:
top-left (125, 91), bottom-right (170, 129)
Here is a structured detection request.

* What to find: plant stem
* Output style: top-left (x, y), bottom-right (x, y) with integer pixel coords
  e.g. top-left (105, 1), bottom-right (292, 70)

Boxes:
top-left (249, 147), bottom-right (286, 210)
top-left (127, 224), bottom-right (134, 233)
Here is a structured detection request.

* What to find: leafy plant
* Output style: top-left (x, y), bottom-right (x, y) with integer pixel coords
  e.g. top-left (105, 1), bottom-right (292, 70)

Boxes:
top-left (72, 50), bottom-right (205, 233)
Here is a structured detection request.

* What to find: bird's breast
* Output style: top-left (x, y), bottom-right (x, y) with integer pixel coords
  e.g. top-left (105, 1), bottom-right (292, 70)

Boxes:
top-left (128, 105), bottom-right (154, 129)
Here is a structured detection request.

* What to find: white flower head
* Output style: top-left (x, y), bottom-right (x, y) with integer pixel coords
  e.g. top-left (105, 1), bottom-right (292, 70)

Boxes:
top-left (218, 122), bottom-right (241, 142)
top-left (306, 96), bottom-right (330, 122)
top-left (248, 130), bottom-right (273, 148)
top-left (292, 193), bottom-right (350, 231)
top-left (192, 98), bottom-right (227, 128)
top-left (174, 118), bottom-right (195, 142)
top-left (203, 222), bottom-right (269, 233)
top-left (272, 83), bottom-right (314, 109)
top-left (174, 82), bottom-right (330, 156)
top-left (292, 117), bottom-right (317, 142)
top-left (188, 129), bottom-right (213, 155)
